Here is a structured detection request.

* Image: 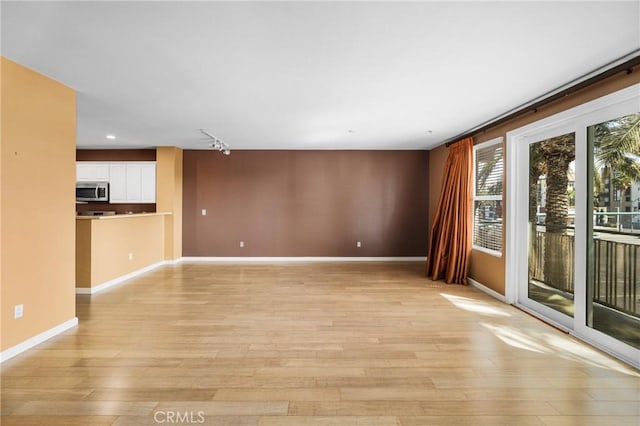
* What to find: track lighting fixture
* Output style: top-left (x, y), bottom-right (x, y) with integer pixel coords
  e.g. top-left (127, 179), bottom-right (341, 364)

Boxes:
top-left (199, 129), bottom-right (231, 155)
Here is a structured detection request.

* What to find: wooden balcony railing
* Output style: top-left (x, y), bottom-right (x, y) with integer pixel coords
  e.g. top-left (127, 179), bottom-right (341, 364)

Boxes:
top-left (593, 237), bottom-right (639, 317)
top-left (529, 229), bottom-right (639, 317)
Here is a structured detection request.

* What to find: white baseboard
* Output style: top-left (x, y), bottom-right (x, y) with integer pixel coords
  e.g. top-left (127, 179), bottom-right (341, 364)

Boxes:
top-left (0, 317), bottom-right (78, 363)
top-left (468, 277), bottom-right (507, 303)
top-left (180, 256), bottom-right (426, 262)
top-left (76, 260), bottom-right (170, 295)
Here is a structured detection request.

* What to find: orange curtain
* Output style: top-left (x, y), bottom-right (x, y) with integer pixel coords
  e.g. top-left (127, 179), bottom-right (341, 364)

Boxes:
top-left (426, 137), bottom-right (473, 284)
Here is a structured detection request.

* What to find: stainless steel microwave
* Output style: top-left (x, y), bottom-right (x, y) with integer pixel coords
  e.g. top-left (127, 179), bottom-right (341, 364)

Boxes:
top-left (76, 181), bottom-right (109, 202)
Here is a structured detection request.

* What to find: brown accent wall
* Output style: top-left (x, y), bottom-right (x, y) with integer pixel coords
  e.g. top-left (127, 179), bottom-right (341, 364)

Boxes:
top-left (183, 150), bottom-right (429, 257)
top-left (76, 202), bottom-right (155, 215)
top-left (428, 66), bottom-right (640, 295)
top-left (1, 58), bottom-right (76, 351)
top-left (426, 144), bottom-right (448, 251)
top-left (76, 149), bottom-right (156, 161)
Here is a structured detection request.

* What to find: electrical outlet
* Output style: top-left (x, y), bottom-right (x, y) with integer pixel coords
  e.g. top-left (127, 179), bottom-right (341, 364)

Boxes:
top-left (357, 241), bottom-right (362, 248)
top-left (14, 304), bottom-right (23, 319)
top-left (128, 253), bottom-right (133, 260)
top-left (201, 209), bottom-right (207, 216)
top-left (240, 241), bottom-right (245, 248)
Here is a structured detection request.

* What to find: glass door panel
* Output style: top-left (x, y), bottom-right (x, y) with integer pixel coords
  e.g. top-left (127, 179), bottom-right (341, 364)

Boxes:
top-left (528, 132), bottom-right (576, 317)
top-left (510, 84), bottom-right (640, 366)
top-left (587, 113), bottom-right (640, 349)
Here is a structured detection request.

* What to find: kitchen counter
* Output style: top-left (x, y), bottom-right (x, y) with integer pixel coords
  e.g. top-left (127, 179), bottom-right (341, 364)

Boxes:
top-left (76, 212), bottom-right (171, 293)
top-left (76, 212), bottom-right (171, 220)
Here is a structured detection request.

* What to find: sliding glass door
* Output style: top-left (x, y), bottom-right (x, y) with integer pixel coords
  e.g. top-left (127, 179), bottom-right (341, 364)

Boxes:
top-left (507, 84), bottom-right (640, 367)
top-left (587, 113), bottom-right (640, 350)
top-left (528, 132), bottom-right (576, 319)
top-left (509, 124), bottom-right (578, 330)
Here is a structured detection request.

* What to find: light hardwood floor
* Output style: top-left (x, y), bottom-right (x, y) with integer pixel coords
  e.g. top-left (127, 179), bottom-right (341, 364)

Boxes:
top-left (1, 262), bottom-right (639, 425)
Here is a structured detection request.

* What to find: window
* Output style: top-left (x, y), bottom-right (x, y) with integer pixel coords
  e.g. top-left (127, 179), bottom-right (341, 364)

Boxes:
top-left (473, 137), bottom-right (503, 256)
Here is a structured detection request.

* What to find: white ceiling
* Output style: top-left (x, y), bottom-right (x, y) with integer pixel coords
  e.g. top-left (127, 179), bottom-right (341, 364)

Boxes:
top-left (2, 1), bottom-right (639, 151)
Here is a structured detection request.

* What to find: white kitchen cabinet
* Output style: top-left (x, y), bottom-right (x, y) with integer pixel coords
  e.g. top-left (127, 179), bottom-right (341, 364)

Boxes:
top-left (77, 161), bottom-right (156, 204)
top-left (125, 164), bottom-right (142, 202)
top-left (139, 163), bottom-right (157, 203)
top-left (108, 164), bottom-right (127, 202)
top-left (76, 162), bottom-right (110, 181)
top-left (108, 162), bottom-right (156, 204)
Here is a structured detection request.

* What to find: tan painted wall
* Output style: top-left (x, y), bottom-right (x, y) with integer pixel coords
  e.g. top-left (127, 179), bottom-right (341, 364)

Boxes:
top-left (428, 66), bottom-right (640, 295)
top-left (76, 215), bottom-right (165, 288)
top-left (75, 220), bottom-right (92, 288)
top-left (156, 147), bottom-right (183, 260)
top-left (0, 55), bottom-right (4, 352)
top-left (1, 57), bottom-right (76, 351)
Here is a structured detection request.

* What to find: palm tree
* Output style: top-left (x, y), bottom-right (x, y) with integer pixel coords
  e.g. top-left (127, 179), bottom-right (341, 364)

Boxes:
top-left (529, 144), bottom-right (546, 224)
top-left (537, 133), bottom-right (575, 291)
top-left (528, 114), bottom-right (640, 297)
top-left (539, 133), bottom-right (575, 233)
top-left (593, 171), bottom-right (603, 207)
top-left (528, 143), bottom-right (547, 285)
top-left (593, 113), bottom-right (640, 229)
top-left (594, 113), bottom-right (640, 165)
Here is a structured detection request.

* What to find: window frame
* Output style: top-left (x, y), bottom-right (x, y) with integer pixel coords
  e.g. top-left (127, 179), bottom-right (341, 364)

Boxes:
top-left (472, 137), bottom-right (504, 257)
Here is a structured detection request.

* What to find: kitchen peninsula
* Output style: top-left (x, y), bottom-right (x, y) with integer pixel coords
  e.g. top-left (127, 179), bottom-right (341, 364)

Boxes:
top-left (76, 212), bottom-right (172, 294)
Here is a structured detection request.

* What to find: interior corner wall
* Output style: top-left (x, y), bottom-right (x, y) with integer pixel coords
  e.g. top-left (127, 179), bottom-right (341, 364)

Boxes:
top-left (426, 144), bottom-right (448, 251)
top-left (1, 57), bottom-right (77, 351)
top-left (156, 146), bottom-right (183, 260)
top-left (427, 65), bottom-right (640, 296)
top-left (183, 150), bottom-right (429, 257)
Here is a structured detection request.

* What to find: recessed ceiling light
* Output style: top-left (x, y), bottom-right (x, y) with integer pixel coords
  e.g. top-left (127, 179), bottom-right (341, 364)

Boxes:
top-left (347, 129), bottom-right (355, 134)
top-left (106, 134), bottom-right (116, 140)
top-left (427, 130), bottom-right (433, 134)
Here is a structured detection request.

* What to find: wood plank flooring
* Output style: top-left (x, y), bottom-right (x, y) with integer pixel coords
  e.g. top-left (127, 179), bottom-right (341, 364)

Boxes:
top-left (1, 262), bottom-right (639, 425)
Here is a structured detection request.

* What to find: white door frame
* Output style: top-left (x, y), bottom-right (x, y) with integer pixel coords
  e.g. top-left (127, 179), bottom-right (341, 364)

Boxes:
top-left (506, 83), bottom-right (640, 368)
top-left (509, 122), bottom-right (579, 331)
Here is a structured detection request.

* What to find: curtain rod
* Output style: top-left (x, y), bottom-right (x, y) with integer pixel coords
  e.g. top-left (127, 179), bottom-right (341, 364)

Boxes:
top-left (444, 50), bottom-right (640, 147)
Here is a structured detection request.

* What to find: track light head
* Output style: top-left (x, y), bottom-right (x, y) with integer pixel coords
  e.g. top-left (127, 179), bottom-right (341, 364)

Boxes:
top-left (200, 129), bottom-right (231, 156)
